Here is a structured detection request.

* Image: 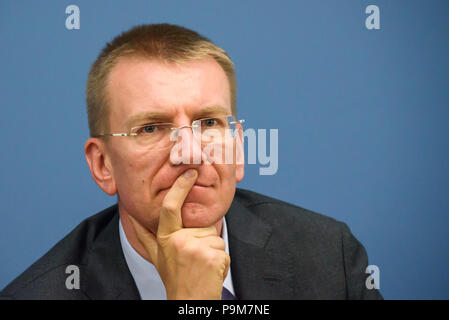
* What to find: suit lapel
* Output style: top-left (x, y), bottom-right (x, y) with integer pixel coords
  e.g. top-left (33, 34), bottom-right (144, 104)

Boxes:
top-left (83, 209), bottom-right (140, 300)
top-left (226, 198), bottom-right (295, 299)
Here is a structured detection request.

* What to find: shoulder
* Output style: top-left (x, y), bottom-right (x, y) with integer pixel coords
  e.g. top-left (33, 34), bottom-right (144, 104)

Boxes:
top-left (233, 187), bottom-right (348, 266)
top-left (234, 187), bottom-right (345, 236)
top-left (232, 188), bottom-right (382, 299)
top-left (0, 205), bottom-right (118, 300)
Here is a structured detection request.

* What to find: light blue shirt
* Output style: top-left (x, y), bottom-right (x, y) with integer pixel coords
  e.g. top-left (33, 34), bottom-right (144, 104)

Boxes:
top-left (119, 217), bottom-right (236, 300)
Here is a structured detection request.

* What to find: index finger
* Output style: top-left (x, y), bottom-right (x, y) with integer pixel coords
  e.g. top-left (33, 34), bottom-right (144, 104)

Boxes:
top-left (157, 169), bottom-right (198, 236)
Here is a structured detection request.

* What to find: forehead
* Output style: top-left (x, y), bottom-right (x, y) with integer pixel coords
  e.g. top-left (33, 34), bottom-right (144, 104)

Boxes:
top-left (106, 56), bottom-right (231, 127)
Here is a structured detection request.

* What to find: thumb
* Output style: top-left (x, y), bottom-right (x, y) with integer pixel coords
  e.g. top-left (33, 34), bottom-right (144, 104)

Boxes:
top-left (128, 214), bottom-right (158, 266)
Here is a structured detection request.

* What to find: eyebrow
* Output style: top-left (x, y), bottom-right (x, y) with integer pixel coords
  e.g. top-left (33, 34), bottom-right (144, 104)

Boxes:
top-left (125, 112), bottom-right (172, 128)
top-left (125, 105), bottom-right (231, 127)
top-left (192, 105), bottom-right (231, 118)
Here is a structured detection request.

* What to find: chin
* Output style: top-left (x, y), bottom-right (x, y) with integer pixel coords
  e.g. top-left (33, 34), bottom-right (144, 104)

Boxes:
top-left (180, 202), bottom-right (223, 228)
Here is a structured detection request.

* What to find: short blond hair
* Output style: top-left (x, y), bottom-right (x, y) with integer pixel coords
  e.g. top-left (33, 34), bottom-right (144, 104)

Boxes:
top-left (86, 23), bottom-right (236, 136)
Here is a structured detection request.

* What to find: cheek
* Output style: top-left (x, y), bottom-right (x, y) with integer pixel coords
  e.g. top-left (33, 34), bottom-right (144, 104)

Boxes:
top-left (215, 163), bottom-right (237, 194)
top-left (214, 164), bottom-right (237, 216)
top-left (111, 148), bottom-right (162, 196)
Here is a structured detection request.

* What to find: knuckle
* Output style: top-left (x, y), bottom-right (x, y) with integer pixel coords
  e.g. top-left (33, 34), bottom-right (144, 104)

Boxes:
top-left (220, 251), bottom-right (229, 262)
top-left (220, 253), bottom-right (231, 274)
top-left (162, 201), bottom-right (178, 213)
top-left (203, 251), bottom-right (218, 267)
top-left (224, 253), bottom-right (231, 266)
top-left (217, 238), bottom-right (226, 249)
top-left (173, 236), bottom-right (186, 251)
top-left (184, 242), bottom-right (201, 257)
top-left (204, 250), bottom-right (225, 268)
top-left (165, 232), bottom-right (186, 252)
top-left (217, 251), bottom-right (229, 267)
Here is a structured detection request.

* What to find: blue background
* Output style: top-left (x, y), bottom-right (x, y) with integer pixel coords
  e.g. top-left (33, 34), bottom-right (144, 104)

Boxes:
top-left (1, 0), bottom-right (448, 299)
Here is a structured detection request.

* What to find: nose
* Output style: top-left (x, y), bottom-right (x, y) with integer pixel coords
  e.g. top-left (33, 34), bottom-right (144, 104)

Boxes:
top-left (169, 125), bottom-right (203, 165)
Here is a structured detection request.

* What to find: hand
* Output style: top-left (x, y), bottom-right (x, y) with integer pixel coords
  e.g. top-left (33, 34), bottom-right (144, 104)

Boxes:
top-left (128, 169), bottom-right (230, 300)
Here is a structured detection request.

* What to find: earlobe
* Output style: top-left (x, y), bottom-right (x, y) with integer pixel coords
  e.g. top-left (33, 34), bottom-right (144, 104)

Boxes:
top-left (235, 126), bottom-right (245, 183)
top-left (236, 163), bottom-right (244, 183)
top-left (84, 138), bottom-right (117, 195)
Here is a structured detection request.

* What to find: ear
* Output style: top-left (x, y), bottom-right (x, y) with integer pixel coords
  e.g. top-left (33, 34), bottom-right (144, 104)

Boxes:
top-left (84, 138), bottom-right (117, 195)
top-left (235, 125), bottom-right (245, 183)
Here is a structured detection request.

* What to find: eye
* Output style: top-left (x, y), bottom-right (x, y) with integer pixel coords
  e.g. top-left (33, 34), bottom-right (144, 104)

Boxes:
top-left (202, 118), bottom-right (218, 127)
top-left (139, 124), bottom-right (156, 134)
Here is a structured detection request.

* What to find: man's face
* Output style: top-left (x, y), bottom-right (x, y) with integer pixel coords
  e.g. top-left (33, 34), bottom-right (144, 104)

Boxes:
top-left (103, 56), bottom-right (243, 233)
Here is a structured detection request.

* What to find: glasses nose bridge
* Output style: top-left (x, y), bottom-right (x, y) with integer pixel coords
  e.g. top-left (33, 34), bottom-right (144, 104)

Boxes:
top-left (170, 122), bottom-right (200, 142)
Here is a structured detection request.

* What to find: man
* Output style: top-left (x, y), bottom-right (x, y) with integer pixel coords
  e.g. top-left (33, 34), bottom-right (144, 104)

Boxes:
top-left (0, 24), bottom-right (382, 300)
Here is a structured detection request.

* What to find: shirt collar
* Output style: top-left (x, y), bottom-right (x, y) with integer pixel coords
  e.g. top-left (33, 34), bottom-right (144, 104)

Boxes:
top-left (119, 217), bottom-right (236, 300)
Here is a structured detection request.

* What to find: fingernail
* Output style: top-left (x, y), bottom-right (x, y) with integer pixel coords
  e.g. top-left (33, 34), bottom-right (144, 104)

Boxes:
top-left (184, 169), bottom-right (197, 178)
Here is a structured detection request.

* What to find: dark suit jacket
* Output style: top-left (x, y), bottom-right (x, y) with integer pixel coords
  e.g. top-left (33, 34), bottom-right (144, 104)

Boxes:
top-left (0, 188), bottom-right (382, 299)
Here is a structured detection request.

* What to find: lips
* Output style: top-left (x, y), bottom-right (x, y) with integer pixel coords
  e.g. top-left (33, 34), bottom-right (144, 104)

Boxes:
top-left (157, 180), bottom-right (212, 195)
top-left (192, 181), bottom-right (212, 188)
top-left (155, 169), bottom-right (216, 197)
top-left (159, 182), bottom-right (211, 192)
